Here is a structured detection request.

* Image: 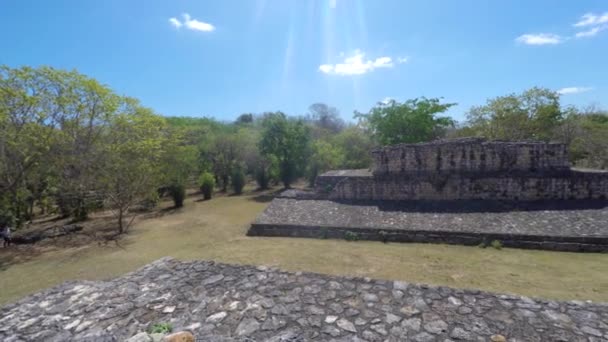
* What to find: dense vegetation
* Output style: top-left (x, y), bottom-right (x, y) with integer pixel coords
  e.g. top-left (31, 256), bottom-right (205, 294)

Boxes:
top-left (1, 66), bottom-right (606, 232)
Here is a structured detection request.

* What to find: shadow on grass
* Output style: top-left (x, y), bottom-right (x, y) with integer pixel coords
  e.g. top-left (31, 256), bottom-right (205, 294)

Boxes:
top-left (249, 188), bottom-right (287, 203)
top-left (0, 246), bottom-right (44, 272)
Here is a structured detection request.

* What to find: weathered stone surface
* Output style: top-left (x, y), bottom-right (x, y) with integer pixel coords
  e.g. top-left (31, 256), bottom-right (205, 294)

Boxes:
top-left (126, 332), bottom-right (153, 342)
top-left (371, 138), bottom-right (570, 175)
top-left (251, 197), bottom-right (608, 252)
top-left (254, 138), bottom-right (608, 251)
top-left (316, 138), bottom-right (608, 201)
top-left (1, 257), bottom-right (607, 341)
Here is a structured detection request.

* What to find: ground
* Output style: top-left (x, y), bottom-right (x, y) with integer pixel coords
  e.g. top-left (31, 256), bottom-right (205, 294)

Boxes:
top-left (1, 186), bottom-right (607, 306)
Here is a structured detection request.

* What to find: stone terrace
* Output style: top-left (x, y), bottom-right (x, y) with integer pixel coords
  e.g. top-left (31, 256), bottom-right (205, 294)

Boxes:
top-left (1, 257), bottom-right (607, 341)
top-left (250, 197), bottom-right (608, 252)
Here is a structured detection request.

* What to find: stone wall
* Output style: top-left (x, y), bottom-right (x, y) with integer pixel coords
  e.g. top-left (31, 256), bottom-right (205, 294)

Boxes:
top-left (372, 138), bottom-right (569, 175)
top-left (328, 171), bottom-right (608, 201)
top-left (248, 223), bottom-right (608, 252)
top-left (2, 257), bottom-right (608, 341)
top-left (316, 138), bottom-right (608, 201)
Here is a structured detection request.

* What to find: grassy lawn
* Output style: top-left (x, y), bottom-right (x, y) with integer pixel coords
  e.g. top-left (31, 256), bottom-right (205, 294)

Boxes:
top-left (1, 189), bottom-right (607, 305)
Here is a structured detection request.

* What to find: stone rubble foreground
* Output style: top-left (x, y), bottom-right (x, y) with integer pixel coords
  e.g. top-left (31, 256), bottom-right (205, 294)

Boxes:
top-left (0, 257), bottom-right (607, 341)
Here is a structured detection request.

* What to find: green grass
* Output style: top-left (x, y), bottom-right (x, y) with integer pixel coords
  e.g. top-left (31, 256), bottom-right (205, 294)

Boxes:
top-left (1, 189), bottom-right (607, 305)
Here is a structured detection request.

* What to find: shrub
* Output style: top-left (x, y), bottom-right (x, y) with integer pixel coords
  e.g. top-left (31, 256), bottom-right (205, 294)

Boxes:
top-left (255, 166), bottom-right (270, 190)
top-left (150, 322), bottom-right (172, 334)
top-left (199, 172), bottom-right (215, 200)
top-left (168, 183), bottom-right (186, 208)
top-left (231, 167), bottom-right (246, 195)
top-left (490, 240), bottom-right (503, 250)
top-left (345, 231), bottom-right (359, 241)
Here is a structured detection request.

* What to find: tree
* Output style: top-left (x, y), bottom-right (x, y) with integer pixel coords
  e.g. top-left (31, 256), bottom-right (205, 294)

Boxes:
top-left (259, 112), bottom-right (311, 188)
top-left (199, 172), bottom-right (215, 200)
top-left (235, 113), bottom-right (254, 125)
top-left (231, 165), bottom-right (246, 194)
top-left (307, 140), bottom-right (344, 186)
top-left (465, 87), bottom-right (562, 141)
top-left (100, 99), bottom-right (167, 234)
top-left (206, 133), bottom-right (242, 192)
top-left (0, 66), bottom-right (120, 224)
top-left (160, 127), bottom-right (198, 207)
top-left (569, 111), bottom-right (608, 169)
top-left (332, 126), bottom-right (375, 169)
top-left (355, 97), bottom-right (456, 145)
top-left (307, 103), bottom-right (345, 137)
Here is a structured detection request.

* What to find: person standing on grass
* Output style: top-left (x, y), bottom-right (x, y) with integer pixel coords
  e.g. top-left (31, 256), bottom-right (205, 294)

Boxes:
top-left (2, 223), bottom-right (12, 247)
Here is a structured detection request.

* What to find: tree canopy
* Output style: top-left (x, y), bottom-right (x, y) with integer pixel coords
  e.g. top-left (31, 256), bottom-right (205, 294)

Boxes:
top-left (356, 97), bottom-right (456, 145)
top-left (1, 64), bottom-right (606, 233)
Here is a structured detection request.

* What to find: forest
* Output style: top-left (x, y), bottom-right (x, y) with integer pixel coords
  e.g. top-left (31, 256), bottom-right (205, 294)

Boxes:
top-left (1, 65), bottom-right (607, 232)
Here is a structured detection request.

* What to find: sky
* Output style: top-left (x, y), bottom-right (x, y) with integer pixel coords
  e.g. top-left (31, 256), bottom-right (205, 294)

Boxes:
top-left (1, 0), bottom-right (607, 122)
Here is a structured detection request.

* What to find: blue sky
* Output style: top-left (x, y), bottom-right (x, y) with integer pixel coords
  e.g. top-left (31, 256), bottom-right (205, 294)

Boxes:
top-left (1, 0), bottom-right (607, 122)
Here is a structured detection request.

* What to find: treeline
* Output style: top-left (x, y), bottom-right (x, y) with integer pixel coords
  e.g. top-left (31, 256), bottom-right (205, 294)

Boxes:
top-left (1, 66), bottom-right (606, 232)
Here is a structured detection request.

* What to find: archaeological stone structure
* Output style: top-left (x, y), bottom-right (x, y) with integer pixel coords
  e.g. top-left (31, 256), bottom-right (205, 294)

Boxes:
top-left (1, 257), bottom-right (608, 341)
top-left (250, 138), bottom-right (608, 252)
top-left (315, 138), bottom-right (608, 201)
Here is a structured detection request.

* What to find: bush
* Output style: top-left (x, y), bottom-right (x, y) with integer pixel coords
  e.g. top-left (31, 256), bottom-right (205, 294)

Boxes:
top-left (345, 231), bottom-right (359, 241)
top-left (168, 183), bottom-right (186, 208)
top-left (255, 166), bottom-right (270, 190)
top-left (231, 167), bottom-right (245, 195)
top-left (199, 172), bottom-right (215, 200)
top-left (490, 240), bottom-right (503, 250)
top-left (150, 322), bottom-right (172, 334)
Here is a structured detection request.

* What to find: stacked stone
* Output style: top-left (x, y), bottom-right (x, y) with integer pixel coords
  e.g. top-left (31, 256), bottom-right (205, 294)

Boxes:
top-left (371, 138), bottom-right (570, 175)
top-left (1, 257), bottom-right (607, 341)
top-left (316, 138), bottom-right (608, 201)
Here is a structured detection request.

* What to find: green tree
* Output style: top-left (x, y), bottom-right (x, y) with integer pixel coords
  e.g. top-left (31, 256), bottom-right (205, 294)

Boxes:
top-left (231, 165), bottom-right (246, 194)
top-left (259, 112), bottom-right (311, 188)
top-left (569, 111), bottom-right (608, 169)
top-left (465, 87), bottom-right (562, 141)
top-left (332, 126), bottom-right (375, 169)
top-left (0, 66), bottom-right (119, 224)
top-left (199, 172), bottom-right (215, 200)
top-left (100, 99), bottom-right (167, 234)
top-left (307, 140), bottom-right (344, 186)
top-left (160, 127), bottom-right (198, 207)
top-left (356, 97), bottom-right (456, 145)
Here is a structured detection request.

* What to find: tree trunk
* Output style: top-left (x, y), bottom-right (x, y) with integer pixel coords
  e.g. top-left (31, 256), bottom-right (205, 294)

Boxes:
top-left (118, 208), bottom-right (124, 234)
top-left (221, 175), bottom-right (228, 192)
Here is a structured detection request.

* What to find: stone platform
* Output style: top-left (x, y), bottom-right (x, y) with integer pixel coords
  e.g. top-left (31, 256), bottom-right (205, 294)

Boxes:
top-left (249, 195), bottom-right (608, 252)
top-left (1, 257), bottom-right (607, 341)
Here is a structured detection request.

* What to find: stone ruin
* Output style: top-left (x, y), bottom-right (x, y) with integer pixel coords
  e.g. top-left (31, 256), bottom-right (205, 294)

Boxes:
top-left (316, 137), bottom-right (608, 201)
top-left (250, 137), bottom-right (608, 252)
top-left (2, 257), bottom-right (608, 341)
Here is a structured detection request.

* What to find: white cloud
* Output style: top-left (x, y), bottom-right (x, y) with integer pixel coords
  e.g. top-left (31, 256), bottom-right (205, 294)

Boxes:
top-left (574, 12), bottom-right (608, 27)
top-left (515, 33), bottom-right (563, 45)
top-left (169, 17), bottom-right (182, 28)
top-left (557, 87), bottom-right (593, 95)
top-left (575, 25), bottom-right (607, 38)
top-left (169, 13), bottom-right (215, 32)
top-left (319, 50), bottom-right (399, 76)
top-left (329, 0), bottom-right (337, 9)
top-left (397, 57), bottom-right (408, 64)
